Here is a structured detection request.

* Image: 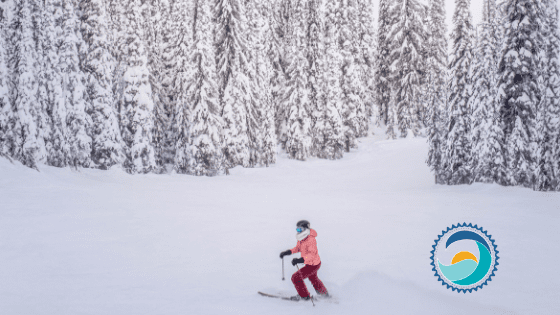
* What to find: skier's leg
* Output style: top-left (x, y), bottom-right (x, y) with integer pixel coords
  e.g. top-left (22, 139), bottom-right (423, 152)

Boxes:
top-left (307, 263), bottom-right (328, 295)
top-left (291, 268), bottom-right (310, 298)
top-left (308, 274), bottom-right (328, 295)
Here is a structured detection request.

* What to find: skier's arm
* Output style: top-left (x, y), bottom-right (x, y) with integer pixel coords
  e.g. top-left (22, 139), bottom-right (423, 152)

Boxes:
top-left (291, 243), bottom-right (300, 254)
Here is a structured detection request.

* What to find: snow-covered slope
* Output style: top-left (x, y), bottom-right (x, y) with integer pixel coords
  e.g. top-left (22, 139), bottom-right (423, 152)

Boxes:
top-left (0, 130), bottom-right (558, 314)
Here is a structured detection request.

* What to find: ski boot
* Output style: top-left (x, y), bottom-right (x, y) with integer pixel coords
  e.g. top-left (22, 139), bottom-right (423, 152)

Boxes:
top-left (315, 290), bottom-right (331, 299)
top-left (290, 295), bottom-right (311, 301)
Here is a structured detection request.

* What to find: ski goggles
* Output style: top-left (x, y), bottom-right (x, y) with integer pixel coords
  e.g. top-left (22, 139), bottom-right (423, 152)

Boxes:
top-left (296, 227), bottom-right (305, 233)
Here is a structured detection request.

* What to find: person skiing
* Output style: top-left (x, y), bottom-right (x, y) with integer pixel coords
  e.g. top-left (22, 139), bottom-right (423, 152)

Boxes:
top-left (279, 220), bottom-right (329, 301)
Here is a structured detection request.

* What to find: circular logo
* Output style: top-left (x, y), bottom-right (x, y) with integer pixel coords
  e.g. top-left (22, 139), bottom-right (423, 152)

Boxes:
top-left (430, 223), bottom-right (499, 293)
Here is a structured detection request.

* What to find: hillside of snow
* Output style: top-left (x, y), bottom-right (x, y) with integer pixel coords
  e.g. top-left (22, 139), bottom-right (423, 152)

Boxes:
top-left (0, 129), bottom-right (559, 315)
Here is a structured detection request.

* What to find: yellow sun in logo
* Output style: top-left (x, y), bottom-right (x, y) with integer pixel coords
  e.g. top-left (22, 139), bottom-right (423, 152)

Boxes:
top-left (451, 251), bottom-right (478, 264)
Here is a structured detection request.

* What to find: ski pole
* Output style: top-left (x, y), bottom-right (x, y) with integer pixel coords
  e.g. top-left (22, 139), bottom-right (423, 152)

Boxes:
top-left (282, 257), bottom-right (285, 281)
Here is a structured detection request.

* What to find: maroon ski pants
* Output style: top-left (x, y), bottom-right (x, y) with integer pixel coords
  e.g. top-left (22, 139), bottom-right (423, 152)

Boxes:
top-left (291, 262), bottom-right (328, 298)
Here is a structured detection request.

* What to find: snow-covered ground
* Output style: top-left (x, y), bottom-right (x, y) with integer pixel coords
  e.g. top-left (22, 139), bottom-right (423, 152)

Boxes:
top-left (1, 128), bottom-right (559, 315)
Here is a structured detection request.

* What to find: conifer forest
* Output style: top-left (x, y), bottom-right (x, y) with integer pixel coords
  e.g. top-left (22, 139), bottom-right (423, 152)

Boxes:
top-left (0, 0), bottom-right (559, 191)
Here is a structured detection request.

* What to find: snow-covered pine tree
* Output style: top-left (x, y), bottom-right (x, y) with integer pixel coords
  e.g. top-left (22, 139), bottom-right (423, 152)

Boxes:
top-left (506, 116), bottom-right (531, 185)
top-left (261, 82), bottom-right (278, 166)
top-left (267, 0), bottom-right (285, 148)
top-left (244, 0), bottom-right (265, 167)
top-left (356, 0), bottom-right (376, 121)
top-left (549, 4), bottom-right (560, 191)
top-left (79, 0), bottom-right (124, 169)
top-left (315, 0), bottom-right (345, 159)
top-left (57, 0), bottom-right (92, 168)
top-left (120, 0), bottom-right (156, 173)
top-left (375, 0), bottom-right (394, 126)
top-left (386, 85), bottom-right (398, 140)
top-left (497, 0), bottom-right (545, 187)
top-left (389, 0), bottom-right (426, 138)
top-left (307, 0), bottom-right (323, 156)
top-left (0, 6), bottom-right (11, 157)
top-left (106, 0), bottom-right (127, 120)
top-left (416, 3), bottom-right (431, 132)
top-left (339, 0), bottom-right (365, 151)
top-left (469, 1), bottom-right (507, 185)
top-left (215, 0), bottom-right (251, 167)
top-left (5, 0), bottom-right (42, 168)
top-left (282, 0), bottom-right (312, 160)
top-left (441, 0), bottom-right (474, 185)
top-left (273, 0), bottom-right (290, 146)
top-left (256, 0), bottom-right (277, 166)
top-left (174, 0), bottom-right (223, 176)
top-left (28, 0), bottom-right (52, 165)
top-left (426, 99), bottom-right (440, 180)
top-left (352, 0), bottom-right (369, 139)
top-left (425, 0), bottom-right (448, 107)
top-left (158, 0), bottom-right (179, 166)
top-left (425, 0), bottom-right (448, 183)
top-left (38, 0), bottom-right (70, 168)
top-left (169, 0), bottom-right (194, 169)
top-left (141, 0), bottom-right (168, 172)
top-left (536, 0), bottom-right (560, 190)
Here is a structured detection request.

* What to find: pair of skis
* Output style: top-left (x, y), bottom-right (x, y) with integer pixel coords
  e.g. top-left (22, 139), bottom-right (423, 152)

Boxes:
top-left (258, 291), bottom-right (338, 305)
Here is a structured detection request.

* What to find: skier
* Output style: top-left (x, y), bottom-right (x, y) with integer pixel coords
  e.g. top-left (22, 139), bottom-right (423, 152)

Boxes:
top-left (279, 220), bottom-right (329, 301)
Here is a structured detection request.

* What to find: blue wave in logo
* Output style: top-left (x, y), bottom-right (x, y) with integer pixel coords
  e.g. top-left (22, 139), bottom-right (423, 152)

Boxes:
top-left (446, 231), bottom-right (490, 252)
top-left (452, 241), bottom-right (491, 286)
top-left (438, 259), bottom-right (478, 281)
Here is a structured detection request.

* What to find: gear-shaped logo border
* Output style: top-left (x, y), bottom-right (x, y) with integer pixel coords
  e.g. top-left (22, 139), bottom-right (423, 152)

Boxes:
top-left (430, 223), bottom-right (499, 293)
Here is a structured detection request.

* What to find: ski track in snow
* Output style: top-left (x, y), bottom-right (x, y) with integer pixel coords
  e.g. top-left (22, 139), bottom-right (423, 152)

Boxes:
top-left (0, 128), bottom-right (559, 315)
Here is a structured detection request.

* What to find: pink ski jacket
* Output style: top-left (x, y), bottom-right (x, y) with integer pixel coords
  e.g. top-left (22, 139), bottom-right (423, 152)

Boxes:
top-left (291, 229), bottom-right (321, 266)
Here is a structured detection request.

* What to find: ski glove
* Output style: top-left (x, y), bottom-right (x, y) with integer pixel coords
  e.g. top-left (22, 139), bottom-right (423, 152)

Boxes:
top-left (280, 250), bottom-right (292, 259)
top-left (292, 257), bottom-right (304, 266)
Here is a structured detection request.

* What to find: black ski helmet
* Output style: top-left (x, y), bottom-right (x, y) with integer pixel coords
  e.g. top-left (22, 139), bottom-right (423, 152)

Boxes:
top-left (296, 220), bottom-right (310, 229)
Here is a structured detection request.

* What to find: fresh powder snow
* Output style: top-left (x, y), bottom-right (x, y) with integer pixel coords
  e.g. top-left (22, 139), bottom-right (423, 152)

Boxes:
top-left (1, 127), bottom-right (558, 314)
